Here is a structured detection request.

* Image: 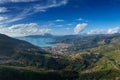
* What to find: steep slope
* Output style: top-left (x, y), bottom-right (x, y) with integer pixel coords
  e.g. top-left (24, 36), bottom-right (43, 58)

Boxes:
top-left (0, 34), bottom-right (69, 70)
top-left (0, 34), bottom-right (51, 68)
top-left (78, 43), bottom-right (120, 79)
top-left (0, 34), bottom-right (45, 55)
top-left (60, 37), bottom-right (120, 80)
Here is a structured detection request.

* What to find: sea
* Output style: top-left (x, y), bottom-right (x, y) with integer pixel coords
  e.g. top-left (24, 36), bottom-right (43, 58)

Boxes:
top-left (17, 37), bottom-right (55, 47)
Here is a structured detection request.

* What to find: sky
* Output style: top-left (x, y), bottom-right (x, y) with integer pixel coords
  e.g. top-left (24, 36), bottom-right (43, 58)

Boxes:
top-left (0, 0), bottom-right (120, 37)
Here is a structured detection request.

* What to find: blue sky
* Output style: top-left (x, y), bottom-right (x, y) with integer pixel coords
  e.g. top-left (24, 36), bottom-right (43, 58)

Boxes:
top-left (0, 0), bottom-right (120, 37)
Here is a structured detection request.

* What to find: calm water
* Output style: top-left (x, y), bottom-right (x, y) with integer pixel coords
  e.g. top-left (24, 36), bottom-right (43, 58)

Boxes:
top-left (17, 37), bottom-right (55, 47)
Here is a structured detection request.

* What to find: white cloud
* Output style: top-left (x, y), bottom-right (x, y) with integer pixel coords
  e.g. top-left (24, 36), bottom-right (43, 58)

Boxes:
top-left (67, 23), bottom-right (72, 26)
top-left (86, 29), bottom-right (105, 35)
top-left (0, 0), bottom-right (37, 3)
top-left (0, 0), bottom-right (68, 25)
top-left (0, 16), bottom-right (8, 21)
top-left (55, 19), bottom-right (64, 22)
top-left (0, 23), bottom-right (51, 37)
top-left (107, 27), bottom-right (120, 34)
top-left (66, 27), bottom-right (71, 30)
top-left (77, 18), bottom-right (83, 21)
top-left (34, 0), bottom-right (68, 12)
top-left (56, 25), bottom-right (63, 27)
top-left (10, 0), bottom-right (37, 2)
top-left (74, 23), bottom-right (88, 34)
top-left (86, 27), bottom-right (120, 35)
top-left (0, 7), bottom-right (8, 13)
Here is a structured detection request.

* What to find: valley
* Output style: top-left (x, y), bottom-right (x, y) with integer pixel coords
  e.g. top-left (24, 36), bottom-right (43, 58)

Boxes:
top-left (0, 33), bottom-right (120, 80)
top-left (1, 0), bottom-right (120, 80)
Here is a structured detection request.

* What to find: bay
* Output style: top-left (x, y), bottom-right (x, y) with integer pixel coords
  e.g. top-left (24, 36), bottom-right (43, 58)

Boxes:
top-left (17, 37), bottom-right (55, 47)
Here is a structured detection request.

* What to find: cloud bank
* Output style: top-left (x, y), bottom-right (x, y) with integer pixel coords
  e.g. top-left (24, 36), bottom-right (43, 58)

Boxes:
top-left (73, 23), bottom-right (120, 35)
top-left (0, 23), bottom-right (51, 37)
top-left (86, 27), bottom-right (120, 35)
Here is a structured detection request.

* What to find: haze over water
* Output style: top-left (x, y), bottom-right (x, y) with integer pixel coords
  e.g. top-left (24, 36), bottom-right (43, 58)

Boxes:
top-left (17, 37), bottom-right (55, 47)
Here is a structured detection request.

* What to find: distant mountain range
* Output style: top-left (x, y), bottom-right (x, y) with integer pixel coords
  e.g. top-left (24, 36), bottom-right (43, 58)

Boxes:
top-left (43, 33), bottom-right (120, 55)
top-left (25, 33), bottom-right (54, 38)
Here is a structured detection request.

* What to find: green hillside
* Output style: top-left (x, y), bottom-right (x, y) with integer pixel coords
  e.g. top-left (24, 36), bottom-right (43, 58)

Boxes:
top-left (0, 65), bottom-right (79, 80)
top-left (78, 43), bottom-right (120, 79)
top-left (0, 34), bottom-right (120, 80)
top-left (0, 34), bottom-right (46, 55)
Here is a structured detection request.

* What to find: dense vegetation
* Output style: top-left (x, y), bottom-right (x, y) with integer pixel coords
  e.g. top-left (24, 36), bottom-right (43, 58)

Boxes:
top-left (0, 65), bottom-right (79, 80)
top-left (0, 33), bottom-right (120, 80)
top-left (0, 34), bottom-right (46, 55)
